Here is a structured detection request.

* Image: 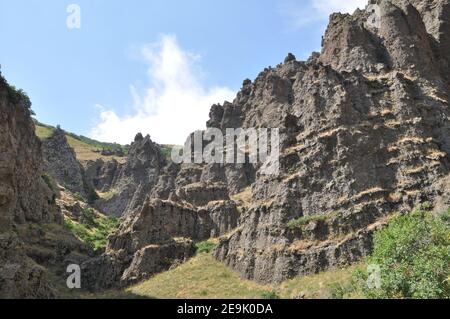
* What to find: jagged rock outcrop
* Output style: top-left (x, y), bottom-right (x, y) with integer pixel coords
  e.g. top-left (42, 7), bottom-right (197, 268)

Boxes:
top-left (82, 197), bottom-right (238, 288)
top-left (0, 74), bottom-right (60, 298)
top-left (95, 133), bottom-right (166, 217)
top-left (84, 158), bottom-right (119, 192)
top-left (42, 128), bottom-right (96, 201)
top-left (214, 0), bottom-right (450, 284)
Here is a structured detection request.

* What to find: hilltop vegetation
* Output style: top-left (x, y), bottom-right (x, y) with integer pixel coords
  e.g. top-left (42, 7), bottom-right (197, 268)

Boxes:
top-left (34, 120), bottom-right (128, 162)
top-left (34, 120), bottom-right (175, 162)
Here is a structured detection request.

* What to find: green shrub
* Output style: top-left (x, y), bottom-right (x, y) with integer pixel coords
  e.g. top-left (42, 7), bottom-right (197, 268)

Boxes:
top-left (41, 173), bottom-right (54, 191)
top-left (362, 208), bottom-right (450, 299)
top-left (195, 241), bottom-right (217, 254)
top-left (440, 208), bottom-right (450, 223)
top-left (261, 291), bottom-right (280, 299)
top-left (73, 192), bottom-right (87, 202)
top-left (6, 84), bottom-right (34, 114)
top-left (64, 212), bottom-right (120, 251)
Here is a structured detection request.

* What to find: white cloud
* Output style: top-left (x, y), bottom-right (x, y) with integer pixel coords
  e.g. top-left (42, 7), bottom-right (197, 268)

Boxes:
top-left (280, 0), bottom-right (368, 30)
top-left (90, 34), bottom-right (236, 145)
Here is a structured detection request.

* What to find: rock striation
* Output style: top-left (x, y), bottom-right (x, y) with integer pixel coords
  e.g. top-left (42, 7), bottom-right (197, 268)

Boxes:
top-left (83, 0), bottom-right (450, 288)
top-left (213, 0), bottom-right (450, 283)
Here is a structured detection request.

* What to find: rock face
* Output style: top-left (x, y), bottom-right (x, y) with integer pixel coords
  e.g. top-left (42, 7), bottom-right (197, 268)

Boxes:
top-left (83, 137), bottom-right (241, 289)
top-left (83, 0), bottom-right (450, 288)
top-left (42, 128), bottom-right (96, 201)
top-left (94, 134), bottom-right (167, 217)
top-left (213, 0), bottom-right (450, 283)
top-left (0, 74), bottom-right (60, 298)
top-left (83, 195), bottom-right (239, 289)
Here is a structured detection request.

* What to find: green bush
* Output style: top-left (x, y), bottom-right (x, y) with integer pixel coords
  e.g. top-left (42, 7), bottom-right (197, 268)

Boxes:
top-left (73, 192), bottom-right (87, 202)
top-left (7, 85), bottom-right (34, 114)
top-left (41, 173), bottom-right (54, 191)
top-left (362, 208), bottom-right (450, 299)
top-left (64, 212), bottom-right (120, 251)
top-left (195, 241), bottom-right (217, 254)
top-left (261, 291), bottom-right (280, 299)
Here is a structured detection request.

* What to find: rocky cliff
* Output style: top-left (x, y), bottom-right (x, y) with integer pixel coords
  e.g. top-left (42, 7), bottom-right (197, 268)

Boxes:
top-left (0, 73), bottom-right (94, 298)
top-left (42, 127), bottom-right (97, 202)
top-left (81, 0), bottom-right (450, 288)
top-left (0, 74), bottom-right (61, 298)
top-left (214, 0), bottom-right (450, 283)
top-left (91, 133), bottom-right (166, 217)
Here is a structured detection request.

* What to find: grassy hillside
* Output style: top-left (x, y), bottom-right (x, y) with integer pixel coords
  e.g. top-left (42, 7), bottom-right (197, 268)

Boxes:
top-left (34, 120), bottom-right (128, 163)
top-left (34, 120), bottom-right (175, 162)
top-left (127, 250), bottom-right (364, 299)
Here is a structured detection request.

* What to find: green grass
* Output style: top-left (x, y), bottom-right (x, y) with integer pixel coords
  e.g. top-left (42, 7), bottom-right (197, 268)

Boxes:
top-left (64, 208), bottom-right (120, 251)
top-left (278, 263), bottom-right (365, 299)
top-left (128, 253), bottom-right (273, 299)
top-left (195, 240), bottom-right (217, 254)
top-left (34, 120), bottom-right (128, 162)
top-left (35, 124), bottom-right (54, 140)
top-left (287, 211), bottom-right (340, 229)
top-left (160, 145), bottom-right (176, 161)
top-left (261, 291), bottom-right (281, 299)
top-left (128, 252), bottom-right (364, 299)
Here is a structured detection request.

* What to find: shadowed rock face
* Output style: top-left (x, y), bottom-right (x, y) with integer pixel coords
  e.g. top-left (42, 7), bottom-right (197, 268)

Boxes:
top-left (94, 134), bottom-right (167, 217)
top-left (83, 134), bottom-right (242, 289)
top-left (0, 74), bottom-right (61, 298)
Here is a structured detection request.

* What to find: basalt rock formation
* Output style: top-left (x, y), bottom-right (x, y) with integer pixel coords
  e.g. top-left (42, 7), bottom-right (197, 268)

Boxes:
top-left (92, 133), bottom-right (166, 217)
top-left (83, 0), bottom-right (450, 289)
top-left (0, 73), bottom-right (93, 298)
top-left (82, 162), bottom-right (240, 289)
top-left (214, 0), bottom-right (450, 283)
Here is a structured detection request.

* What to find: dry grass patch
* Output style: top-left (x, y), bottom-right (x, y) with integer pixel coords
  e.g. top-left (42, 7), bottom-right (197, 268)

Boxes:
top-left (278, 263), bottom-right (365, 299)
top-left (35, 124), bottom-right (127, 164)
top-left (128, 253), bottom-right (273, 299)
top-left (231, 187), bottom-right (252, 211)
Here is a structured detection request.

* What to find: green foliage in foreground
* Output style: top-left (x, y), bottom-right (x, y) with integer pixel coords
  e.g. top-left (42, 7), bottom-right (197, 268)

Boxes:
top-left (195, 240), bottom-right (217, 254)
top-left (64, 208), bottom-right (120, 250)
top-left (361, 208), bottom-right (450, 299)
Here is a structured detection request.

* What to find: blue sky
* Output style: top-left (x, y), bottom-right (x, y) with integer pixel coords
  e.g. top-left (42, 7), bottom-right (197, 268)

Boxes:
top-left (0, 0), bottom-right (367, 144)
